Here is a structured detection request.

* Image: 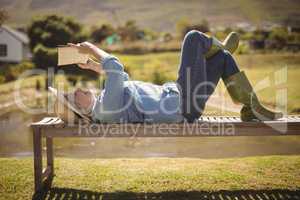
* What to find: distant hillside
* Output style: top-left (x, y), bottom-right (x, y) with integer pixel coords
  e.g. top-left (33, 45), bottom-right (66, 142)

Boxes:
top-left (1, 0), bottom-right (300, 31)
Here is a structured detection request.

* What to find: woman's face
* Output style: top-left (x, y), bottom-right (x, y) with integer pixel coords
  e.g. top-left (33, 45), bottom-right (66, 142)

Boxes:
top-left (74, 88), bottom-right (94, 111)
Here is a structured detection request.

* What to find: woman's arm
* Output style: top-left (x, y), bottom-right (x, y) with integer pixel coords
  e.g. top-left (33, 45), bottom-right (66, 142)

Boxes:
top-left (67, 42), bottom-right (110, 74)
top-left (93, 55), bottom-right (128, 122)
top-left (68, 42), bottom-right (109, 61)
top-left (68, 42), bottom-right (130, 122)
top-left (77, 58), bottom-right (103, 74)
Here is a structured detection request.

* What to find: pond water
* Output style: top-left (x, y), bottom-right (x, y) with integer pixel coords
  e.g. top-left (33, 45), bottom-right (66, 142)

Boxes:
top-left (1, 108), bottom-right (300, 158)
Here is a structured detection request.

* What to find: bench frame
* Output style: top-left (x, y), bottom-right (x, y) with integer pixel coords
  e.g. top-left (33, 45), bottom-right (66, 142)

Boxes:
top-left (31, 116), bottom-right (300, 192)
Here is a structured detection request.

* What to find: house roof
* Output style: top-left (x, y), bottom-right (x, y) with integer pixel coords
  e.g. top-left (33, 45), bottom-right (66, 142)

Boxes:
top-left (0, 25), bottom-right (29, 44)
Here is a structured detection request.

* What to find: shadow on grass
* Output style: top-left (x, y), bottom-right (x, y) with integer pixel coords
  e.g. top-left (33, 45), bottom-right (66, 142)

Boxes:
top-left (32, 187), bottom-right (300, 200)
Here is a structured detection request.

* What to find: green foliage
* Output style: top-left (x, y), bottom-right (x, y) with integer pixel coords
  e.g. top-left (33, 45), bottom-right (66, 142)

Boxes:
top-left (28, 14), bottom-right (87, 70)
top-left (28, 14), bottom-right (87, 50)
top-left (269, 27), bottom-right (288, 43)
top-left (32, 44), bottom-right (57, 69)
top-left (91, 24), bottom-right (115, 43)
top-left (266, 27), bottom-right (289, 50)
top-left (0, 61), bottom-right (34, 82)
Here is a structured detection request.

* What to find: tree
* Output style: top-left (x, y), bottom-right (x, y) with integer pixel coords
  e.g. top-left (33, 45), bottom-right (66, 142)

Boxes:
top-left (32, 44), bottom-right (57, 70)
top-left (28, 14), bottom-right (87, 51)
top-left (28, 15), bottom-right (91, 89)
top-left (91, 24), bottom-right (115, 43)
top-left (28, 14), bottom-right (87, 68)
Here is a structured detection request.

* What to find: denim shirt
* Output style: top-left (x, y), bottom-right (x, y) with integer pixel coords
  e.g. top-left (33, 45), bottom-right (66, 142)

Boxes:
top-left (92, 56), bottom-right (183, 123)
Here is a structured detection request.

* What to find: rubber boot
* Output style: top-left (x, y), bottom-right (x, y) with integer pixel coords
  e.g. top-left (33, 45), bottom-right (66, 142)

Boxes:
top-left (205, 32), bottom-right (240, 58)
top-left (223, 71), bottom-right (283, 121)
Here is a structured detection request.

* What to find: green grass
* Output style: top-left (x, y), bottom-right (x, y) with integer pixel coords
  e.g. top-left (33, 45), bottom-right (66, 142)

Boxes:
top-left (0, 156), bottom-right (300, 199)
top-left (0, 75), bottom-right (45, 94)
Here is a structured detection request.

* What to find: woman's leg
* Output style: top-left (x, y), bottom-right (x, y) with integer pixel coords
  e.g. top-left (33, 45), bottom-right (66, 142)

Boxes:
top-left (208, 51), bottom-right (282, 121)
top-left (205, 50), bottom-right (240, 97)
top-left (177, 31), bottom-right (281, 122)
top-left (176, 30), bottom-right (240, 122)
top-left (176, 30), bottom-right (212, 122)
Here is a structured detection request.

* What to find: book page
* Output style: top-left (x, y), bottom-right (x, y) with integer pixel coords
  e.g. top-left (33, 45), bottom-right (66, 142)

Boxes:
top-left (58, 46), bottom-right (89, 66)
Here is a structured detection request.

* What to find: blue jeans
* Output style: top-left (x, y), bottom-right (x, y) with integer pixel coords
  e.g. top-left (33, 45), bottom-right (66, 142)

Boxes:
top-left (176, 30), bottom-right (240, 122)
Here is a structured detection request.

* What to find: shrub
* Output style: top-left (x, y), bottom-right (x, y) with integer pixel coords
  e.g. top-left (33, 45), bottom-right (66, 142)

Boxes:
top-left (28, 14), bottom-right (87, 50)
top-left (91, 24), bottom-right (115, 43)
top-left (32, 44), bottom-right (57, 69)
top-left (28, 14), bottom-right (87, 71)
top-left (4, 61), bottom-right (35, 82)
top-left (267, 27), bottom-right (289, 49)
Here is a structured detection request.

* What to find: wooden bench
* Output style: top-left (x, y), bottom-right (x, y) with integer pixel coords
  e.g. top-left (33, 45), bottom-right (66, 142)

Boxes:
top-left (31, 116), bottom-right (300, 192)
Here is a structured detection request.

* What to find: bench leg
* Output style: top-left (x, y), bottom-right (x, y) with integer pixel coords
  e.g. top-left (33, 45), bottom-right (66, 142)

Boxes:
top-left (33, 127), bottom-right (43, 192)
top-left (46, 137), bottom-right (54, 178)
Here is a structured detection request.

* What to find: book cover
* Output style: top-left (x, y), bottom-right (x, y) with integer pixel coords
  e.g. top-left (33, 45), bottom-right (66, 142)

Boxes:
top-left (58, 46), bottom-right (89, 66)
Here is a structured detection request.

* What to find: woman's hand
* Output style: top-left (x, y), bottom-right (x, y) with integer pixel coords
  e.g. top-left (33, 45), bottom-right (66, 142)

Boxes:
top-left (67, 42), bottom-right (97, 55)
top-left (67, 41), bottom-right (109, 62)
top-left (77, 58), bottom-right (103, 74)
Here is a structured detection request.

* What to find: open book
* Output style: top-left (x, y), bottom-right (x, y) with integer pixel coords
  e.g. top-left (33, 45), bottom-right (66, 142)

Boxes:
top-left (58, 46), bottom-right (89, 66)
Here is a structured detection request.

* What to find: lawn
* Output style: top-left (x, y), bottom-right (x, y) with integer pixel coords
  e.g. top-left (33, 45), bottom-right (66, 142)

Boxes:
top-left (0, 156), bottom-right (300, 199)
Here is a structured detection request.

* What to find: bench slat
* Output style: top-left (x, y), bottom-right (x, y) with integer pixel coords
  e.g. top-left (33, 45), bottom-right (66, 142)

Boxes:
top-left (31, 116), bottom-right (300, 137)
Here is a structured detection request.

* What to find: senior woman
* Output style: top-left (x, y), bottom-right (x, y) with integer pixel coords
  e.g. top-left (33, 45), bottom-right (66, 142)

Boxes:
top-left (65, 30), bottom-right (282, 123)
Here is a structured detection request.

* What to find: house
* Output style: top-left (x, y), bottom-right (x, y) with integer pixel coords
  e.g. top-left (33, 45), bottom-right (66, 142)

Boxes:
top-left (0, 25), bottom-right (31, 63)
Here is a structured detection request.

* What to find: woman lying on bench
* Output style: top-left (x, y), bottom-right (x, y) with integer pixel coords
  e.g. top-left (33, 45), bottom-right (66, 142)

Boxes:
top-left (65, 30), bottom-right (282, 123)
